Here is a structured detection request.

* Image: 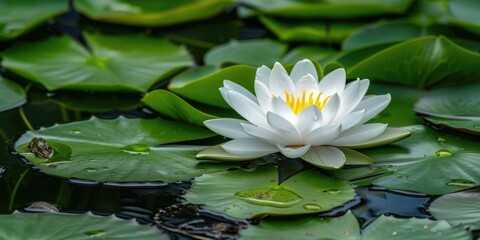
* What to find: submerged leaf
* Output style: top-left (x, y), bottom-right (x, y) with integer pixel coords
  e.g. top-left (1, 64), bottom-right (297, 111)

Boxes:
top-left (429, 190), bottom-right (480, 230)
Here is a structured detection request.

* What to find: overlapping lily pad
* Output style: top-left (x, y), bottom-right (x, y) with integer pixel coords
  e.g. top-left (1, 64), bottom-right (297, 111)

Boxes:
top-left (445, 0), bottom-right (480, 35)
top-left (14, 117), bottom-right (230, 183)
top-left (204, 39), bottom-right (287, 67)
top-left (0, 0), bottom-right (68, 40)
top-left (2, 33), bottom-right (192, 92)
top-left (75, 0), bottom-right (235, 26)
top-left (423, 116), bottom-right (480, 135)
top-left (239, 0), bottom-right (414, 19)
top-left (0, 212), bottom-right (167, 239)
top-left (362, 215), bottom-right (470, 240)
top-left (347, 36), bottom-right (480, 88)
top-left (429, 190), bottom-right (480, 230)
top-left (185, 165), bottom-right (355, 218)
top-left (337, 125), bottom-right (480, 195)
top-left (169, 65), bottom-right (257, 108)
top-left (0, 77), bottom-right (26, 112)
top-left (240, 211), bottom-right (360, 239)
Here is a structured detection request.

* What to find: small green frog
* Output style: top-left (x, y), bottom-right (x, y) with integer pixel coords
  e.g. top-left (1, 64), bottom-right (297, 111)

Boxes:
top-left (29, 137), bottom-right (53, 159)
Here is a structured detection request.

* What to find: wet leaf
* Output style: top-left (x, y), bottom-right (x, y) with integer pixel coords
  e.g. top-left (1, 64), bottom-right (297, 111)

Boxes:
top-left (13, 117), bottom-right (230, 183)
top-left (429, 190), bottom-right (480, 230)
top-left (0, 212), bottom-right (167, 239)
top-left (2, 33), bottom-right (192, 92)
top-left (75, 0), bottom-right (235, 26)
top-left (185, 165), bottom-right (355, 218)
top-left (0, 77), bottom-right (26, 112)
top-left (240, 211), bottom-right (360, 239)
top-left (0, 0), bottom-right (68, 40)
top-left (423, 116), bottom-right (480, 135)
top-left (362, 215), bottom-right (470, 240)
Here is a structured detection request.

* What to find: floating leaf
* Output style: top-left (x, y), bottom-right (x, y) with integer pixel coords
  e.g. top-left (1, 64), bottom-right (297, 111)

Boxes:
top-left (259, 16), bottom-right (362, 43)
top-left (204, 39), bottom-right (287, 67)
top-left (0, 77), bottom-right (26, 112)
top-left (0, 0), bottom-right (68, 40)
top-left (445, 0), bottom-right (480, 35)
top-left (347, 36), bottom-right (480, 88)
top-left (429, 190), bottom-right (480, 230)
top-left (281, 46), bottom-right (337, 65)
top-left (75, 0), bottom-right (235, 26)
top-left (14, 117), bottom-right (227, 183)
top-left (185, 165), bottom-right (355, 218)
top-left (2, 33), bottom-right (192, 92)
top-left (240, 211), bottom-right (360, 239)
top-left (362, 215), bottom-right (470, 239)
top-left (414, 81), bottom-right (480, 118)
top-left (239, 0), bottom-right (414, 19)
top-left (351, 125), bottom-right (480, 195)
top-left (0, 212), bottom-right (167, 239)
top-left (423, 116), bottom-right (480, 135)
top-left (142, 89), bottom-right (217, 127)
top-left (169, 65), bottom-right (256, 108)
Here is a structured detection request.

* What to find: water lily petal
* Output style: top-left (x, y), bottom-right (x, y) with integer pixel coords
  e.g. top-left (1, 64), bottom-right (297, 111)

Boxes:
top-left (267, 111), bottom-right (301, 142)
top-left (330, 123), bottom-right (387, 146)
top-left (255, 80), bottom-right (273, 112)
top-left (269, 62), bottom-right (294, 97)
top-left (271, 96), bottom-right (296, 122)
top-left (219, 87), bottom-right (230, 105)
top-left (290, 59), bottom-right (318, 85)
top-left (224, 80), bottom-right (257, 103)
top-left (241, 123), bottom-right (289, 145)
top-left (296, 105), bottom-right (321, 137)
top-left (318, 68), bottom-right (346, 96)
top-left (277, 144), bottom-right (311, 158)
top-left (305, 124), bottom-right (341, 145)
top-left (321, 93), bottom-right (341, 125)
top-left (300, 146), bottom-right (346, 169)
top-left (228, 91), bottom-right (266, 127)
top-left (339, 110), bottom-right (365, 131)
top-left (354, 94), bottom-right (391, 124)
top-left (204, 118), bottom-right (250, 139)
top-left (294, 74), bottom-right (319, 96)
top-left (221, 139), bottom-right (278, 157)
top-left (337, 79), bottom-right (369, 120)
top-left (255, 65), bottom-right (271, 85)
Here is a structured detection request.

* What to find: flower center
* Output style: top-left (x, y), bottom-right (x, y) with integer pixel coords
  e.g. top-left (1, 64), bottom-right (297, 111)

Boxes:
top-left (284, 90), bottom-right (331, 115)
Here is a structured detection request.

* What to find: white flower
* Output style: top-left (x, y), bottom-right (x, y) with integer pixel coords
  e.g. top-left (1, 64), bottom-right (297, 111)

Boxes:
top-left (202, 59), bottom-right (409, 169)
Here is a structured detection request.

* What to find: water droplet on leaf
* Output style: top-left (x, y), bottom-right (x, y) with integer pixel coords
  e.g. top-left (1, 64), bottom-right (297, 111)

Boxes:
top-left (446, 179), bottom-right (475, 187)
top-left (84, 167), bottom-right (97, 173)
top-left (324, 189), bottom-right (342, 194)
top-left (121, 144), bottom-right (150, 154)
top-left (70, 129), bottom-right (81, 134)
top-left (435, 149), bottom-right (452, 157)
top-left (84, 229), bottom-right (106, 238)
top-left (302, 204), bottom-right (321, 211)
top-left (235, 187), bottom-right (303, 208)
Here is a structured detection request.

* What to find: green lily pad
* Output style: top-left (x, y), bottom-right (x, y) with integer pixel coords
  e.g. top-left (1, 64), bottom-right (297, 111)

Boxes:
top-left (1, 33), bottom-right (192, 92)
top-left (0, 77), bottom-right (26, 112)
top-left (239, 0), bottom-right (414, 19)
top-left (14, 117), bottom-right (225, 183)
top-left (0, 212), bottom-right (167, 239)
top-left (42, 92), bottom-right (141, 113)
top-left (240, 211), bottom-right (360, 239)
top-left (0, 0), bottom-right (68, 40)
top-left (350, 125), bottom-right (480, 195)
top-left (423, 116), bottom-right (480, 135)
top-left (414, 81), bottom-right (480, 118)
top-left (142, 89), bottom-right (217, 127)
top-left (169, 65), bottom-right (257, 108)
top-left (259, 16), bottom-right (362, 43)
top-left (281, 46), bottom-right (337, 65)
top-left (75, 0), bottom-right (235, 26)
top-left (362, 215), bottom-right (470, 240)
top-left (367, 82), bottom-right (424, 126)
top-left (445, 0), bottom-right (480, 35)
top-left (185, 165), bottom-right (355, 218)
top-left (429, 190), bottom-right (480, 230)
top-left (204, 39), bottom-right (287, 67)
top-left (342, 21), bottom-right (422, 50)
top-left (347, 36), bottom-right (480, 88)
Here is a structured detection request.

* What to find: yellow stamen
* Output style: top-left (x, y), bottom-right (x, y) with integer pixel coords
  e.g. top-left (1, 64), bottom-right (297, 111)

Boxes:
top-left (283, 90), bottom-right (331, 115)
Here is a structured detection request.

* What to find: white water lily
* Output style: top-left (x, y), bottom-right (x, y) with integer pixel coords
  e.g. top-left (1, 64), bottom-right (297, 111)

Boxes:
top-left (202, 59), bottom-right (409, 169)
